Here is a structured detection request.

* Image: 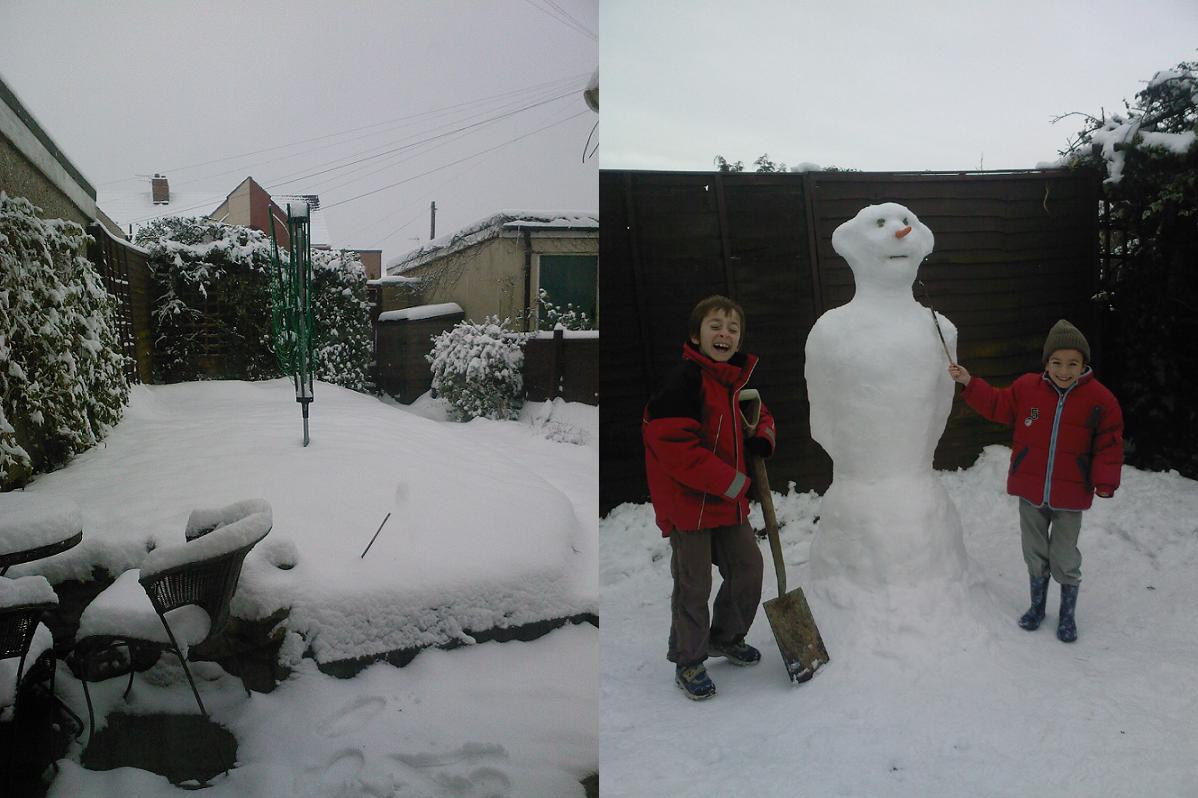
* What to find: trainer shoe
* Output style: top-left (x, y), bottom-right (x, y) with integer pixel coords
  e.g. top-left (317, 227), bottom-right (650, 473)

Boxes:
top-left (708, 639), bottom-right (762, 666)
top-left (675, 664), bottom-right (716, 700)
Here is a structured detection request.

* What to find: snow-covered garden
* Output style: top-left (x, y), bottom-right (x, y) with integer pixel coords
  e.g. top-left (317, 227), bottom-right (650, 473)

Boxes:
top-left (600, 449), bottom-right (1198, 796)
top-left (5, 379), bottom-right (597, 795)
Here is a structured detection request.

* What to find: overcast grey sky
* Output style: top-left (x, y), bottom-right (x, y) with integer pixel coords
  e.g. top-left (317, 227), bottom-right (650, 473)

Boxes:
top-left (601, 0), bottom-right (1197, 173)
top-left (0, 0), bottom-right (597, 266)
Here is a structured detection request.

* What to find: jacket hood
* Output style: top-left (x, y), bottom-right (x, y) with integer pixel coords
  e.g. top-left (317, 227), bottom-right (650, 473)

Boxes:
top-left (682, 341), bottom-right (757, 387)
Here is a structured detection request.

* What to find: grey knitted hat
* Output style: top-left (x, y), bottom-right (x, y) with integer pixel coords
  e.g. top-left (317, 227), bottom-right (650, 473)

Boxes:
top-left (1042, 319), bottom-right (1090, 364)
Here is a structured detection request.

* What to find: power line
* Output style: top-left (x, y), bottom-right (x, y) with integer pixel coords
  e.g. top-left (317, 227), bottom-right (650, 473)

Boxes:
top-left (318, 110), bottom-right (590, 212)
top-left (170, 80), bottom-right (582, 190)
top-left (266, 90), bottom-right (577, 191)
top-left (520, 0), bottom-right (596, 40)
top-left (98, 71), bottom-right (589, 187)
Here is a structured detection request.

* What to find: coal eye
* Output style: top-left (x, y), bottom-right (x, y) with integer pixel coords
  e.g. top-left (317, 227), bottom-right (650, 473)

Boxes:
top-left (876, 219), bottom-right (885, 228)
top-left (903, 217), bottom-right (910, 225)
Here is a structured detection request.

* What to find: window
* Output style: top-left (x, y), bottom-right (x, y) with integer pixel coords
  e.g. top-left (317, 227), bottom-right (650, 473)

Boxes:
top-left (537, 254), bottom-right (598, 327)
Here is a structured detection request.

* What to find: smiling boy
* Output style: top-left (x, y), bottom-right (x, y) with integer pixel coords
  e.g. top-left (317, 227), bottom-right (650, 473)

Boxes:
top-left (642, 295), bottom-right (777, 699)
top-left (948, 319), bottom-right (1124, 642)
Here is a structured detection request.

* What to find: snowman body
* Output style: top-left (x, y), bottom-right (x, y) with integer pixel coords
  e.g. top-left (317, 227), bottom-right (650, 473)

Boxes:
top-left (805, 203), bottom-right (968, 589)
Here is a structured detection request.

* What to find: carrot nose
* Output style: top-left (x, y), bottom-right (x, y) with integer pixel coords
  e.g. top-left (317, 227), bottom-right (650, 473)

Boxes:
top-left (896, 226), bottom-right (913, 239)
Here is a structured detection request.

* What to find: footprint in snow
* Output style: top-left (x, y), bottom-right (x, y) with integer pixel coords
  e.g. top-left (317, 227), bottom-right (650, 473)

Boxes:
top-left (320, 695), bottom-right (387, 737)
top-left (390, 743), bottom-right (511, 797)
top-left (301, 748), bottom-right (365, 797)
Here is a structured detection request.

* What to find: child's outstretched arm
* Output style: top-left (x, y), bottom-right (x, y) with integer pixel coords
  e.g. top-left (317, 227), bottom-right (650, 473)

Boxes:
top-left (952, 363), bottom-right (1022, 426)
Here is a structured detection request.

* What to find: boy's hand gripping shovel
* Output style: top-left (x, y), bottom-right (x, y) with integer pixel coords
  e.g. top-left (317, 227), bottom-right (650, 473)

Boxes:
top-left (739, 389), bottom-right (830, 684)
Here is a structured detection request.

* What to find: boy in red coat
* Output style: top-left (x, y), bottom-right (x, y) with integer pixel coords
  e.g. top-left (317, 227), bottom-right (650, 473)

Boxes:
top-left (949, 319), bottom-right (1123, 642)
top-left (643, 295), bottom-right (777, 700)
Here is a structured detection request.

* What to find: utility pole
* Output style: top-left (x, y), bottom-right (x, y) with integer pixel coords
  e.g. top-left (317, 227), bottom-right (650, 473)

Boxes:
top-left (429, 201), bottom-right (437, 240)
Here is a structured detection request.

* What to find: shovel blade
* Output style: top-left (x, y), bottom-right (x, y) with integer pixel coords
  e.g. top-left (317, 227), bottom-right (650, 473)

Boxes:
top-left (764, 587), bottom-right (830, 684)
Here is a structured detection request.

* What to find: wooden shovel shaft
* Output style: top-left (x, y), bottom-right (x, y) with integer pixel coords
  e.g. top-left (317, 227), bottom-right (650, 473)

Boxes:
top-left (749, 454), bottom-right (786, 596)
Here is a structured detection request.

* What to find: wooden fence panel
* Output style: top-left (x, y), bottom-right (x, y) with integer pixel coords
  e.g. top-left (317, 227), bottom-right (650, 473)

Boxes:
top-left (87, 223), bottom-right (151, 384)
top-left (375, 317), bottom-right (598, 406)
top-left (600, 169), bottom-right (1100, 514)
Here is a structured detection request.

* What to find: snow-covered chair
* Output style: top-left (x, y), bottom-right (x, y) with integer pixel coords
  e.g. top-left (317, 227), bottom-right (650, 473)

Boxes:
top-left (73, 499), bottom-right (271, 740)
top-left (1, 575), bottom-right (62, 785)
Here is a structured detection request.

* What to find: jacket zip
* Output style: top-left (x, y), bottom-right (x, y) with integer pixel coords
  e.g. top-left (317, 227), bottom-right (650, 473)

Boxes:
top-left (693, 356), bottom-right (758, 529)
top-left (1042, 379), bottom-right (1077, 507)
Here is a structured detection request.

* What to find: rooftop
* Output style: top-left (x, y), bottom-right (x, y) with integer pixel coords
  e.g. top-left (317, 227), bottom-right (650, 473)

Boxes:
top-left (386, 210), bottom-right (598, 274)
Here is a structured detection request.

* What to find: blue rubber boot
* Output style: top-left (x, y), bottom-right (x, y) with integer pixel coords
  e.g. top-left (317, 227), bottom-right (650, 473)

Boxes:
top-left (1057, 583), bottom-right (1079, 642)
top-left (1018, 575), bottom-right (1051, 630)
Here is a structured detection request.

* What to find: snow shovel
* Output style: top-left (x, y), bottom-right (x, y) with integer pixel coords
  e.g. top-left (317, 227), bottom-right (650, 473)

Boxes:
top-left (740, 391), bottom-right (830, 684)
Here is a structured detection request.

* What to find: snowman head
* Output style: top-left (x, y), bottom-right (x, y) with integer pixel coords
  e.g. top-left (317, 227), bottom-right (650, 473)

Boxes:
top-left (831, 203), bottom-right (934, 293)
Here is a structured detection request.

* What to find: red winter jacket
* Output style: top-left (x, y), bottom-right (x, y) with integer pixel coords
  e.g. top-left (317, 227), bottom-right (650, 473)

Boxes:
top-left (643, 343), bottom-right (777, 537)
top-left (961, 369), bottom-right (1123, 510)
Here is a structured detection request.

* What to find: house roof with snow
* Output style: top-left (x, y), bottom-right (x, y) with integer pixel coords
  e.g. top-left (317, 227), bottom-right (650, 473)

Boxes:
top-left (97, 184), bottom-right (227, 238)
top-left (386, 210), bottom-right (598, 275)
top-left (98, 178), bottom-right (332, 247)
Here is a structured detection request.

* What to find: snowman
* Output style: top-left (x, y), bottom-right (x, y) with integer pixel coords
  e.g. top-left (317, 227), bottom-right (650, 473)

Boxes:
top-left (805, 203), bottom-right (969, 592)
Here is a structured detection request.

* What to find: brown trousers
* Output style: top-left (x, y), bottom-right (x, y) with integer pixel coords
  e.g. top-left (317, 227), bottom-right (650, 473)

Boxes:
top-left (667, 521), bottom-right (764, 666)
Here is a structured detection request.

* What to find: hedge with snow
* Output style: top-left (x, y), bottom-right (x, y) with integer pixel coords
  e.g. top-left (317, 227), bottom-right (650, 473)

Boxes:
top-left (0, 193), bottom-right (130, 490)
top-left (134, 217), bottom-right (372, 391)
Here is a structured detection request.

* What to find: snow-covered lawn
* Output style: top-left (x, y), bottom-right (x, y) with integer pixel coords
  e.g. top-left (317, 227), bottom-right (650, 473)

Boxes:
top-left (9, 379), bottom-right (597, 796)
top-left (600, 447), bottom-right (1198, 796)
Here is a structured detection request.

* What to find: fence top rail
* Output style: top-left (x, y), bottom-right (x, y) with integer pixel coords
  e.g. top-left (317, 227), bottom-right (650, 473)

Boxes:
top-left (603, 168), bottom-right (1090, 181)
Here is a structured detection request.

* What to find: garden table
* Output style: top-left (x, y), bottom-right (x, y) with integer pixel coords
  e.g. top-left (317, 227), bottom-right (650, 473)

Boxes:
top-left (0, 492), bottom-right (83, 576)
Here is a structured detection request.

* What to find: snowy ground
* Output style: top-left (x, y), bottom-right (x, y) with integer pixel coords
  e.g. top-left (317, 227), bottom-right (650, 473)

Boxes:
top-left (9, 380), bottom-right (597, 796)
top-left (600, 446), bottom-right (1198, 797)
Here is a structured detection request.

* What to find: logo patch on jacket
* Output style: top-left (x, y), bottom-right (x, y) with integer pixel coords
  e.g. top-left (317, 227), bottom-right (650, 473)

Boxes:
top-left (1024, 407), bottom-right (1040, 427)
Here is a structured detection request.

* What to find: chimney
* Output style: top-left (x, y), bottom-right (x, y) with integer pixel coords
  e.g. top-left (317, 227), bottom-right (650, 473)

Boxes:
top-left (151, 174), bottom-right (170, 205)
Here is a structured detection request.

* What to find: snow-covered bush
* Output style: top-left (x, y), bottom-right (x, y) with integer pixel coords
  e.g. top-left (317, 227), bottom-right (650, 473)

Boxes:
top-left (136, 216), bottom-right (277, 382)
top-left (312, 249), bottom-right (372, 392)
top-left (0, 193), bottom-right (130, 490)
top-left (1058, 61), bottom-right (1198, 478)
top-left (535, 288), bottom-right (593, 331)
top-left (427, 316), bottom-right (525, 421)
top-left (135, 218), bottom-right (372, 391)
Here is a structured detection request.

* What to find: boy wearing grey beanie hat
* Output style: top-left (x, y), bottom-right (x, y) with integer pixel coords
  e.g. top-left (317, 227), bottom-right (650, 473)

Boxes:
top-left (947, 319), bottom-right (1124, 643)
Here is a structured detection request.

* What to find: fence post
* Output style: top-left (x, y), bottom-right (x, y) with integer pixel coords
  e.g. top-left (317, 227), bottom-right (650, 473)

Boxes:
top-left (551, 328), bottom-right (565, 400)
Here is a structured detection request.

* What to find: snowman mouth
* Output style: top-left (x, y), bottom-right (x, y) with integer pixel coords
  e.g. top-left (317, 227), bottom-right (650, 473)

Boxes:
top-left (888, 254), bottom-right (909, 259)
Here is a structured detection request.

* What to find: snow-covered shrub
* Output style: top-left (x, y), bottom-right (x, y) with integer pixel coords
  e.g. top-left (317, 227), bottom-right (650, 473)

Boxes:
top-left (0, 192), bottom-right (130, 489)
top-left (535, 288), bottom-right (593, 331)
top-left (1058, 60), bottom-right (1198, 478)
top-left (312, 249), bottom-right (372, 392)
top-left (136, 216), bottom-right (277, 382)
top-left (427, 316), bottom-right (525, 421)
top-left (136, 218), bottom-right (372, 391)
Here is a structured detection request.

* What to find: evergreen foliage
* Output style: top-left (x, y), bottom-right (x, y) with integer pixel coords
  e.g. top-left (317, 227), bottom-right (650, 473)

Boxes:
top-left (0, 193), bottom-right (130, 490)
top-left (1059, 61), bottom-right (1198, 478)
top-left (427, 316), bottom-right (525, 421)
top-left (312, 249), bottom-right (373, 392)
top-left (535, 288), bottom-right (593, 331)
top-left (135, 218), bottom-right (372, 392)
top-left (136, 216), bottom-right (276, 382)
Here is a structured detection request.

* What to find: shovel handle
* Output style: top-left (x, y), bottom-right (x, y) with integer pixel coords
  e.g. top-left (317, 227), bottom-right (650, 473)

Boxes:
top-left (749, 454), bottom-right (786, 596)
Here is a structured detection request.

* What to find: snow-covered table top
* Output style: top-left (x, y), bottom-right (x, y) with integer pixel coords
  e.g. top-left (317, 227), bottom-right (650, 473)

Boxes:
top-left (0, 492), bottom-right (82, 561)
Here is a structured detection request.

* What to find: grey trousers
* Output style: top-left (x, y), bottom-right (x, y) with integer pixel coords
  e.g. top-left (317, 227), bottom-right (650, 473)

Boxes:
top-left (667, 522), bottom-right (763, 666)
top-left (1018, 498), bottom-right (1084, 586)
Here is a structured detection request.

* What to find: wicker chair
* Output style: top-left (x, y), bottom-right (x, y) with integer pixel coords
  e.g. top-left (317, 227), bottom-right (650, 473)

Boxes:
top-left (1, 578), bottom-right (61, 790)
top-left (73, 500), bottom-right (271, 741)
